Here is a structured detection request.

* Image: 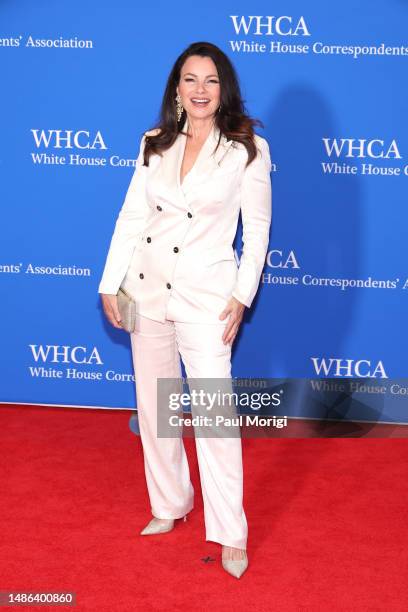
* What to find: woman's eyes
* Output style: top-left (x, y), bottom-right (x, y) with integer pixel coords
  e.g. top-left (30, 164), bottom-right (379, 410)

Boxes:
top-left (184, 78), bottom-right (219, 83)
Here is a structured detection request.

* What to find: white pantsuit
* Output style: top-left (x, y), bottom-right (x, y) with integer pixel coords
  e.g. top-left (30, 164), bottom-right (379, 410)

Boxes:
top-left (130, 309), bottom-right (248, 549)
top-left (98, 115), bottom-right (272, 549)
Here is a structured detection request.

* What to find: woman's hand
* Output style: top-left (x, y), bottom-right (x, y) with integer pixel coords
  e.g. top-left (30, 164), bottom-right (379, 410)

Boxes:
top-left (100, 294), bottom-right (123, 329)
top-left (219, 296), bottom-right (246, 345)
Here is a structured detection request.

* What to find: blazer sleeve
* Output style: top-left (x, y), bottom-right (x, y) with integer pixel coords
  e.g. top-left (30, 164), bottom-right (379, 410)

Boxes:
top-left (98, 133), bottom-right (150, 295)
top-left (231, 136), bottom-right (272, 308)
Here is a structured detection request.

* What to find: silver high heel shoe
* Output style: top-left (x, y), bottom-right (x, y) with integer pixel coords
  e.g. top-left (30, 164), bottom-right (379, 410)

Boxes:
top-left (140, 514), bottom-right (187, 536)
top-left (221, 548), bottom-right (248, 579)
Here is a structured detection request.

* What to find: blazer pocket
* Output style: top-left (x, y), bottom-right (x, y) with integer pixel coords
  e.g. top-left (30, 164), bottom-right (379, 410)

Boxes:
top-left (205, 245), bottom-right (236, 266)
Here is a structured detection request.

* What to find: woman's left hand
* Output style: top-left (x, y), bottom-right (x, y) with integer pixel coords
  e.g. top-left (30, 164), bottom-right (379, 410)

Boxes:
top-left (219, 296), bottom-right (246, 345)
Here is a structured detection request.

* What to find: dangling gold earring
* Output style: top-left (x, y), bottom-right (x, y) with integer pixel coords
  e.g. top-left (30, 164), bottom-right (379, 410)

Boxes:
top-left (218, 103), bottom-right (222, 113)
top-left (175, 92), bottom-right (184, 122)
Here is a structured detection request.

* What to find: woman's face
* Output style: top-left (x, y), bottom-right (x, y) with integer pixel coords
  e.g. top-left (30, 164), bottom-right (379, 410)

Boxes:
top-left (177, 55), bottom-right (221, 122)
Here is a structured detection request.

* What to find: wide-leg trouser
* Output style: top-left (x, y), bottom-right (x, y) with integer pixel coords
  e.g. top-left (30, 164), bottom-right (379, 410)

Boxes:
top-left (129, 309), bottom-right (248, 550)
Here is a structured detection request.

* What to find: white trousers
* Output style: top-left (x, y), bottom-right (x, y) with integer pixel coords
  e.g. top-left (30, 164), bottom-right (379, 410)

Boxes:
top-left (129, 294), bottom-right (248, 550)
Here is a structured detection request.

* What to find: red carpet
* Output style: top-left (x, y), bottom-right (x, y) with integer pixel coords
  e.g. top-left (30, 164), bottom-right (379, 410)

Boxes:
top-left (0, 405), bottom-right (407, 611)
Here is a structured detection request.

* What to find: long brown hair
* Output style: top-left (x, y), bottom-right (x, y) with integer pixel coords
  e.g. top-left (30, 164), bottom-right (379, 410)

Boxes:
top-left (142, 41), bottom-right (263, 168)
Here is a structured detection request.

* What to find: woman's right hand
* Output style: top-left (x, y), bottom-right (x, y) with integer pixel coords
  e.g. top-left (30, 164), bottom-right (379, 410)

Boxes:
top-left (100, 294), bottom-right (123, 329)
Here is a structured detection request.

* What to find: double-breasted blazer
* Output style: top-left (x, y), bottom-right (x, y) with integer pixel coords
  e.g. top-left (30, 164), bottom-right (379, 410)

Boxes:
top-left (98, 115), bottom-right (272, 324)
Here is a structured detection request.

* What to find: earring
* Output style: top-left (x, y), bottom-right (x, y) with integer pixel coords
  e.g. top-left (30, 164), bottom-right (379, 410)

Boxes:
top-left (218, 103), bottom-right (222, 113)
top-left (175, 93), bottom-right (184, 122)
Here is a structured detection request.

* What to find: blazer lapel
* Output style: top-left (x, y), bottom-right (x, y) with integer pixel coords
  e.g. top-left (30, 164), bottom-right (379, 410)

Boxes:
top-left (157, 130), bottom-right (185, 207)
top-left (158, 115), bottom-right (235, 208)
top-left (182, 116), bottom-right (235, 191)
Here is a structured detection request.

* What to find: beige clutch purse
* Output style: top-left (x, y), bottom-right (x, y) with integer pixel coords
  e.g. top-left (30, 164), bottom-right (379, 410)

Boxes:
top-left (117, 286), bottom-right (136, 333)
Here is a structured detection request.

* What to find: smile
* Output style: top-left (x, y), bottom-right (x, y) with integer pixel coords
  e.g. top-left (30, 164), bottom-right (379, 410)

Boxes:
top-left (191, 98), bottom-right (210, 105)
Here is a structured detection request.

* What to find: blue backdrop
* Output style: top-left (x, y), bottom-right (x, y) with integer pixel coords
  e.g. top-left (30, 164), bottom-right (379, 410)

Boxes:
top-left (1, 1), bottom-right (407, 423)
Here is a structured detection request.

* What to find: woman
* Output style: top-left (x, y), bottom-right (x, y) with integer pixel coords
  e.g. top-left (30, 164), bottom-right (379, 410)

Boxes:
top-left (98, 41), bottom-right (272, 579)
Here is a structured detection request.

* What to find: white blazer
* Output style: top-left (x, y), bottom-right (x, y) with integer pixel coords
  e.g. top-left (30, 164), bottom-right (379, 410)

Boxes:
top-left (98, 115), bottom-right (272, 324)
